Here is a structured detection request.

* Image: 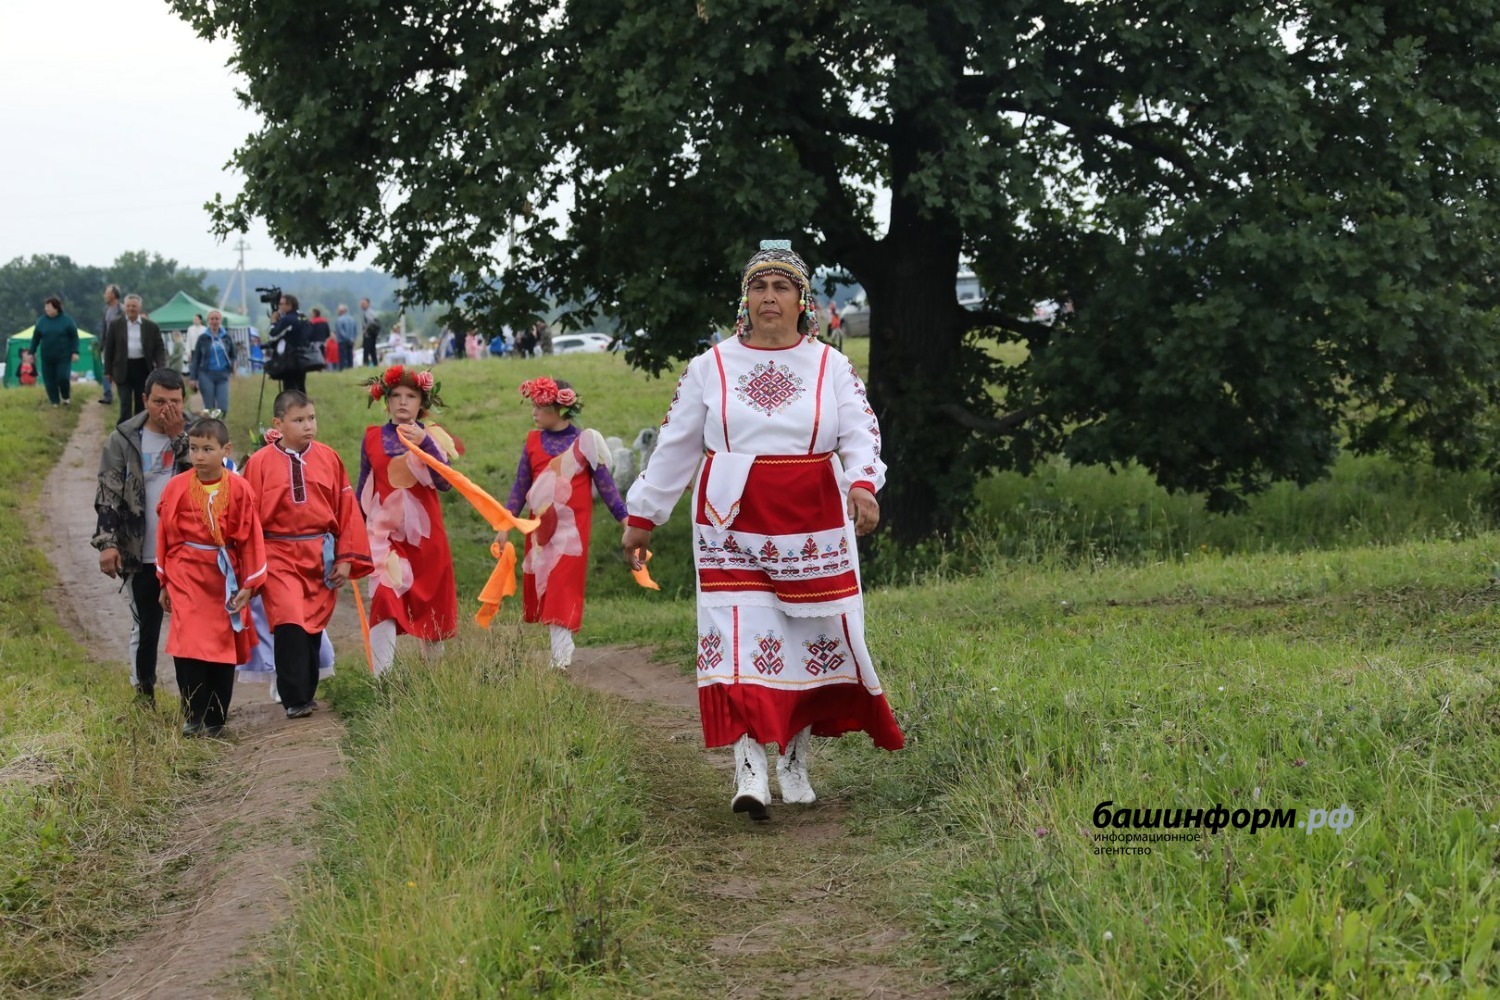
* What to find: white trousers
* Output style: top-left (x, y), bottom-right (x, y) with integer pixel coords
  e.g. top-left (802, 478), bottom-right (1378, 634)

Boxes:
top-left (370, 619), bottom-right (445, 676)
top-left (549, 625), bottom-right (575, 668)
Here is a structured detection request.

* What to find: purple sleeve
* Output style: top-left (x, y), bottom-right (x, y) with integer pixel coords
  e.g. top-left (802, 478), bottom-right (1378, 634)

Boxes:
top-left (591, 461), bottom-right (629, 522)
top-left (419, 434), bottom-right (452, 492)
top-left (355, 441), bottom-right (371, 512)
top-left (505, 446), bottom-right (532, 515)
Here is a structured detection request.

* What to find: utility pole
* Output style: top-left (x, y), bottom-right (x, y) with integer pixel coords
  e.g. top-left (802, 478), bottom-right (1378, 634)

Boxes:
top-left (220, 237), bottom-right (251, 319)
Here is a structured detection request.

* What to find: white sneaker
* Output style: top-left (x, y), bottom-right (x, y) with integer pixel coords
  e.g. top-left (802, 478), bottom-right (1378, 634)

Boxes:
top-left (731, 735), bottom-right (771, 821)
top-left (777, 726), bottom-right (817, 804)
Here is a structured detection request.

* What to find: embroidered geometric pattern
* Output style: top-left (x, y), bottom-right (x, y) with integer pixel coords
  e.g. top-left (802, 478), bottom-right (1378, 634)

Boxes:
top-left (735, 360), bottom-right (805, 416)
top-left (698, 628), bottom-right (724, 672)
top-left (804, 634), bottom-right (846, 676)
top-left (752, 631), bottom-right (785, 675)
top-left (661, 369), bottom-right (690, 427)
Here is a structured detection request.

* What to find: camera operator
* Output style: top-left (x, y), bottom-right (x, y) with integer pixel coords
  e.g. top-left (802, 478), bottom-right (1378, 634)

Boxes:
top-left (266, 292), bottom-right (312, 394)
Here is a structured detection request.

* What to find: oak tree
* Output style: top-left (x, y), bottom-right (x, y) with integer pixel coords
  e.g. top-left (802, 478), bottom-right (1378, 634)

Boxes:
top-left (171, 0), bottom-right (1500, 543)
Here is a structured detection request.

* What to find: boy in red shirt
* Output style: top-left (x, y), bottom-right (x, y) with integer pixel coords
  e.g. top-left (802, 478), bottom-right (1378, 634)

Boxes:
top-left (242, 390), bottom-right (373, 718)
top-left (156, 417), bottom-right (266, 737)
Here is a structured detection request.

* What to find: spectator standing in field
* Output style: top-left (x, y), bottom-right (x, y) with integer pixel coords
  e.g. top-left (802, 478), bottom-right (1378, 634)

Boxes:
top-left (98, 284), bottom-right (122, 406)
top-left (334, 304), bottom-right (358, 370)
top-left (360, 297), bottom-right (380, 367)
top-left (17, 350), bottom-right (39, 386)
top-left (93, 368), bottom-right (190, 704)
top-left (267, 293), bottom-right (313, 395)
top-left (103, 294), bottom-right (166, 424)
top-left (190, 310), bottom-right (237, 414)
top-left (32, 295), bottom-right (79, 406)
top-left (536, 320), bottom-right (554, 356)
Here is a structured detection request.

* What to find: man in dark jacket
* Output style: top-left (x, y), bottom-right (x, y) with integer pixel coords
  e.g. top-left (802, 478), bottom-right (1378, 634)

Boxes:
top-left (102, 293), bottom-right (166, 424)
top-left (97, 284), bottom-right (122, 406)
top-left (92, 367), bottom-right (190, 703)
top-left (266, 292), bottom-right (314, 394)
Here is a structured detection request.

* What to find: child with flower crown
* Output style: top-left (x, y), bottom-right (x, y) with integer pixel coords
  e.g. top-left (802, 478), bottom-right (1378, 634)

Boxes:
top-left (507, 377), bottom-right (629, 668)
top-left (357, 364), bottom-right (461, 674)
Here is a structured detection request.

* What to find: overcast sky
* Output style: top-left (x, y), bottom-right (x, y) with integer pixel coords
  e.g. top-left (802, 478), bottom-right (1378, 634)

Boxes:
top-left (0, 0), bottom-right (378, 273)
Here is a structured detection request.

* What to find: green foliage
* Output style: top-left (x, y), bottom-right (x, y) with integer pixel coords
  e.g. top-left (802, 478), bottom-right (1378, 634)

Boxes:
top-left (858, 540), bottom-right (1500, 995)
top-left (0, 251), bottom-right (218, 341)
top-left (170, 0), bottom-right (1500, 543)
top-left (259, 632), bottom-right (659, 996)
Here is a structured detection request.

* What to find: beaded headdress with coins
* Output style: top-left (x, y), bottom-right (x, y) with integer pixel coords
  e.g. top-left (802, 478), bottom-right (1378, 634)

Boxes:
top-left (735, 239), bottom-right (821, 341)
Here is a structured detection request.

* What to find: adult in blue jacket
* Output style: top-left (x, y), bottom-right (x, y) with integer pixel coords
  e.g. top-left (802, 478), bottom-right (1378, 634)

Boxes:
top-left (33, 296), bottom-right (80, 406)
top-left (189, 309), bottom-right (237, 413)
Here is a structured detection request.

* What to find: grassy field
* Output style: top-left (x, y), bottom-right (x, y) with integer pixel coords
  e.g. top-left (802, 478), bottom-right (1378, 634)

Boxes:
top-left (224, 352), bottom-right (1500, 996)
top-left (0, 386), bottom-right (219, 995)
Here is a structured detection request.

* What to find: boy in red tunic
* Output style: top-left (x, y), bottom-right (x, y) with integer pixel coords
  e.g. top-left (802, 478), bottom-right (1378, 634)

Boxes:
top-left (156, 417), bottom-right (266, 737)
top-left (242, 390), bottom-right (373, 718)
top-left (357, 365), bottom-right (459, 674)
top-left (506, 378), bottom-right (628, 668)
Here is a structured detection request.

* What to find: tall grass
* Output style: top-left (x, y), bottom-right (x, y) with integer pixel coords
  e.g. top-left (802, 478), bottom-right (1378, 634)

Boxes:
top-left (258, 624), bottom-right (669, 996)
top-left (0, 387), bottom-right (217, 994)
top-left (230, 353), bottom-right (1500, 996)
top-left (855, 538), bottom-right (1500, 995)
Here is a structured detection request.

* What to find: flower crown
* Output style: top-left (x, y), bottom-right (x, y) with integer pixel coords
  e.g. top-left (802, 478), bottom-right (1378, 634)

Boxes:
top-left (519, 376), bottom-right (582, 418)
top-left (361, 364), bottom-right (445, 410)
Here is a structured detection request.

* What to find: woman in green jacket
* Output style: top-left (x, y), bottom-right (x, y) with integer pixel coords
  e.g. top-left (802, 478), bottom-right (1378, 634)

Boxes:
top-left (33, 296), bottom-right (80, 406)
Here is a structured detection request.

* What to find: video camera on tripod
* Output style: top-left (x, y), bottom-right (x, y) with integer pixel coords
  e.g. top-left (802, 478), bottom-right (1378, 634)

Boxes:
top-left (254, 285), bottom-right (282, 316)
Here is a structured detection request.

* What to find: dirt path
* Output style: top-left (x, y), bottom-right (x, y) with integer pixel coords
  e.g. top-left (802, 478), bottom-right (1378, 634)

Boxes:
top-left (569, 646), bottom-right (949, 1000)
top-left (48, 402), bottom-right (357, 1000)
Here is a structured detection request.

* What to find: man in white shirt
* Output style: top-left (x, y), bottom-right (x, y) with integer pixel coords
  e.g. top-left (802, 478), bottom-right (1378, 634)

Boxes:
top-left (102, 293), bottom-right (166, 424)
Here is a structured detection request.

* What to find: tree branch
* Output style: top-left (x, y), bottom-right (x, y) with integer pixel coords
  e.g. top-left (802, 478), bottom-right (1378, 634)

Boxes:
top-left (960, 78), bottom-right (1211, 190)
top-left (938, 402), bottom-right (1040, 436)
top-left (964, 308), bottom-right (1038, 339)
top-left (783, 126), bottom-right (882, 276)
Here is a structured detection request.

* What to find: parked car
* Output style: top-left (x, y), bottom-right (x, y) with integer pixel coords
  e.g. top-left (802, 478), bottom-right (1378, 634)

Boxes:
top-left (838, 291), bottom-right (870, 338)
top-left (552, 332), bottom-right (614, 354)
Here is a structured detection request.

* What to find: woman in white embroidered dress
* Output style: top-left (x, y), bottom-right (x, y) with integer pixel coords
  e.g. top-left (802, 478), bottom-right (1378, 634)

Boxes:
top-left (622, 239), bottom-right (903, 821)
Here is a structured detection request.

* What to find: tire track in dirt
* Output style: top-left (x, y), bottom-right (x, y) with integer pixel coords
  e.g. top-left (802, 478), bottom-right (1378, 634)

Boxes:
top-left (569, 645), bottom-right (949, 1000)
top-left (49, 402), bottom-right (359, 1000)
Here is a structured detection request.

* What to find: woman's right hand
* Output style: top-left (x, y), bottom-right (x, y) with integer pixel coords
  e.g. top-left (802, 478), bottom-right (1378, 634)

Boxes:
top-left (622, 525), bottom-right (652, 570)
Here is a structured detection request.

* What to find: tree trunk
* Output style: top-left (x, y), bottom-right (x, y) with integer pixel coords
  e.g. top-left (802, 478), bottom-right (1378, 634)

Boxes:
top-left (864, 214), bottom-right (966, 547)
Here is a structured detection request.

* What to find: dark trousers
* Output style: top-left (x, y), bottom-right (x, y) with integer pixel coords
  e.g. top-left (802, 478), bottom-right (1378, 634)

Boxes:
top-left (338, 340), bottom-right (354, 370)
top-left (279, 370), bottom-right (307, 396)
top-left (274, 624), bottom-right (323, 709)
top-left (174, 658), bottom-right (235, 729)
top-left (127, 567), bottom-right (164, 696)
top-left (40, 354), bottom-right (72, 403)
top-left (361, 336), bottom-right (377, 367)
top-left (101, 374), bottom-right (113, 403)
top-left (118, 358), bottom-right (151, 424)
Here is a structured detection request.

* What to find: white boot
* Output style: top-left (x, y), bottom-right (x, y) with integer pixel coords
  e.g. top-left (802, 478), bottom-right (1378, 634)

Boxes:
top-left (776, 726), bottom-right (817, 804)
top-left (549, 625), bottom-right (575, 669)
top-left (731, 735), bottom-right (771, 821)
top-left (370, 620), bottom-right (398, 677)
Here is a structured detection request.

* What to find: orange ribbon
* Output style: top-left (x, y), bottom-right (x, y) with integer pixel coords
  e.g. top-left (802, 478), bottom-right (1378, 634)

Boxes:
top-left (475, 541), bottom-right (518, 628)
top-left (350, 580), bottom-right (375, 673)
top-left (632, 549), bottom-right (660, 591)
top-left (397, 429), bottom-right (539, 625)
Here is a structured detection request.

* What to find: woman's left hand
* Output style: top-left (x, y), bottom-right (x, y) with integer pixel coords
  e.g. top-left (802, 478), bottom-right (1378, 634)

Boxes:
top-left (229, 588), bottom-right (252, 612)
top-left (71, 353), bottom-right (79, 363)
top-left (847, 487), bottom-right (880, 536)
top-left (396, 423), bottom-right (428, 447)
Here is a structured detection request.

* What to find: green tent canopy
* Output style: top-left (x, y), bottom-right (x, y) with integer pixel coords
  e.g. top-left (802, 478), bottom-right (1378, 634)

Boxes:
top-left (145, 291), bottom-right (254, 330)
top-left (4, 327), bottom-right (104, 387)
